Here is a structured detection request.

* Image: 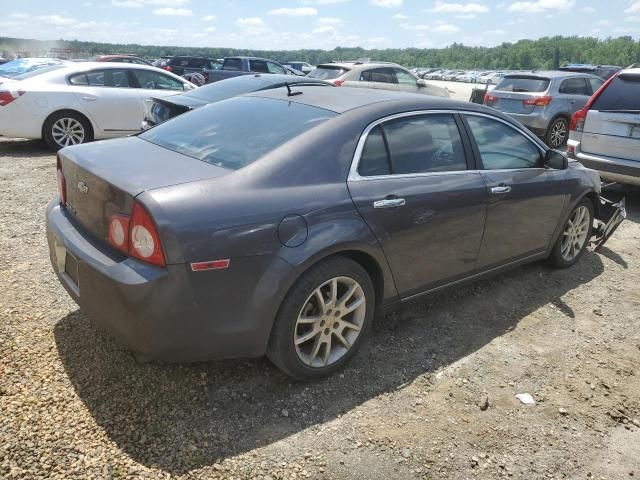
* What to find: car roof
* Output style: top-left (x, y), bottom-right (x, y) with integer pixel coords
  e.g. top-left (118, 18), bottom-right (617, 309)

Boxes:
top-left (245, 85), bottom-right (487, 115)
top-left (621, 67), bottom-right (640, 76)
top-left (52, 62), bottom-right (169, 73)
top-left (505, 70), bottom-right (600, 79)
top-left (317, 62), bottom-right (402, 71)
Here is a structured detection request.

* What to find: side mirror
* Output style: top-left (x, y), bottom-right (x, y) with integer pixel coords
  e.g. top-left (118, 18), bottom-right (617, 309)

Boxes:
top-left (417, 78), bottom-right (427, 88)
top-left (544, 149), bottom-right (568, 169)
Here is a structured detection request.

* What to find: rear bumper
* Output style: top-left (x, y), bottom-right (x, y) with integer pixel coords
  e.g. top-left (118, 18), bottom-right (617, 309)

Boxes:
top-left (46, 199), bottom-right (294, 362)
top-left (502, 112), bottom-right (549, 136)
top-left (0, 102), bottom-right (42, 139)
top-left (568, 141), bottom-right (640, 186)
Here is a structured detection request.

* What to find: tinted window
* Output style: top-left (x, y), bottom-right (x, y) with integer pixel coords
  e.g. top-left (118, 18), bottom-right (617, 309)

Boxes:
top-left (374, 114), bottom-right (467, 175)
top-left (140, 97), bottom-right (336, 170)
top-left (465, 116), bottom-right (541, 170)
top-left (591, 74), bottom-right (640, 111)
top-left (360, 68), bottom-right (395, 84)
top-left (308, 66), bottom-right (349, 80)
top-left (249, 60), bottom-right (269, 73)
top-left (559, 77), bottom-right (589, 95)
top-left (223, 58), bottom-right (243, 71)
top-left (358, 126), bottom-right (390, 176)
top-left (588, 77), bottom-right (604, 95)
top-left (394, 68), bottom-right (417, 85)
top-left (495, 76), bottom-right (550, 92)
top-left (86, 69), bottom-right (130, 87)
top-left (132, 70), bottom-right (183, 90)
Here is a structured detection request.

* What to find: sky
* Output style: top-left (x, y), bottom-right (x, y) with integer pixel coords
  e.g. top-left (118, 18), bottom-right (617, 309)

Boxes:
top-left (1, 0), bottom-right (639, 51)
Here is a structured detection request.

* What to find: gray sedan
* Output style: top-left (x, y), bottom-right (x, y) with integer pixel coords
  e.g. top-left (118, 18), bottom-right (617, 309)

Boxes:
top-left (46, 87), bottom-right (622, 380)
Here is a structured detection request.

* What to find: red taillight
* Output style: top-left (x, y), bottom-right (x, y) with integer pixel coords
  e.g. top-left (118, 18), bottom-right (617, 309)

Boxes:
top-left (484, 92), bottom-right (497, 105)
top-left (56, 156), bottom-right (67, 207)
top-left (570, 72), bottom-right (619, 133)
top-left (0, 89), bottom-right (24, 106)
top-left (128, 202), bottom-right (165, 267)
top-left (107, 214), bottom-right (130, 254)
top-left (570, 108), bottom-right (587, 132)
top-left (523, 95), bottom-right (552, 107)
top-left (333, 79), bottom-right (344, 86)
top-left (163, 65), bottom-right (173, 72)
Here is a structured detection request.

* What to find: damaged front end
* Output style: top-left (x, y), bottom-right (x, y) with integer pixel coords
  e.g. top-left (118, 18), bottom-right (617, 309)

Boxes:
top-left (592, 195), bottom-right (626, 250)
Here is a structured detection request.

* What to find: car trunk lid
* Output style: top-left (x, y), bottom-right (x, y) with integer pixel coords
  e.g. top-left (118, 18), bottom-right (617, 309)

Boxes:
top-left (58, 136), bottom-right (229, 242)
top-left (488, 75), bottom-right (551, 114)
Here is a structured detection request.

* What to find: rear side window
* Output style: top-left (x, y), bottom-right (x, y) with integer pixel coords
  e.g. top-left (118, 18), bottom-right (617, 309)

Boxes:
top-left (224, 58), bottom-right (243, 71)
top-left (86, 69), bottom-right (131, 88)
top-left (360, 68), bottom-right (395, 84)
top-left (495, 76), bottom-right (550, 93)
top-left (394, 68), bottom-right (417, 85)
top-left (308, 66), bottom-right (349, 80)
top-left (588, 77), bottom-right (604, 95)
top-left (357, 114), bottom-right (467, 176)
top-left (69, 73), bottom-right (89, 85)
top-left (591, 75), bottom-right (640, 111)
top-left (559, 77), bottom-right (589, 95)
top-left (267, 62), bottom-right (286, 74)
top-left (465, 116), bottom-right (541, 170)
top-left (140, 97), bottom-right (336, 170)
top-left (249, 60), bottom-right (269, 73)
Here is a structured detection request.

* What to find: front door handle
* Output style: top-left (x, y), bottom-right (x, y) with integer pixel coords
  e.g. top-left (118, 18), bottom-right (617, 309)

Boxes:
top-left (373, 198), bottom-right (406, 209)
top-left (490, 186), bottom-right (512, 194)
top-left (81, 96), bottom-right (97, 101)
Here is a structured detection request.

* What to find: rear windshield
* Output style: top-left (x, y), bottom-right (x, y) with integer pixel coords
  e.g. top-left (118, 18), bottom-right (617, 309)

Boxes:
top-left (140, 96), bottom-right (336, 170)
top-left (495, 76), bottom-right (550, 93)
top-left (591, 75), bottom-right (640, 111)
top-left (308, 66), bottom-right (349, 80)
top-left (184, 76), bottom-right (271, 102)
top-left (11, 65), bottom-right (66, 80)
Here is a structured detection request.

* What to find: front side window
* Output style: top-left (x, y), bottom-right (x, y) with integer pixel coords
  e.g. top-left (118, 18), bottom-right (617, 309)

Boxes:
top-left (132, 70), bottom-right (183, 90)
top-left (465, 115), bottom-right (541, 170)
top-left (559, 77), bottom-right (589, 95)
top-left (267, 62), bottom-right (286, 74)
top-left (249, 60), bottom-right (269, 73)
top-left (357, 114), bottom-right (467, 176)
top-left (394, 68), bottom-right (417, 85)
top-left (360, 68), bottom-right (395, 84)
top-left (85, 69), bottom-right (130, 88)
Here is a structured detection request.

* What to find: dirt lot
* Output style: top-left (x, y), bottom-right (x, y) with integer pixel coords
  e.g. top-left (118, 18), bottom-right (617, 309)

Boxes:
top-left (1, 137), bottom-right (639, 480)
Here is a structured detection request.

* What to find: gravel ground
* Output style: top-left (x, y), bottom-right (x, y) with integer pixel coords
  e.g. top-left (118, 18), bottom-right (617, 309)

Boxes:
top-left (1, 137), bottom-right (639, 480)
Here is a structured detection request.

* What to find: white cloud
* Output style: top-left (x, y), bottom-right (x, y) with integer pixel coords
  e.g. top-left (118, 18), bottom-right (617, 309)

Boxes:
top-left (400, 21), bottom-right (459, 33)
top-left (487, 29), bottom-right (505, 34)
top-left (582, 6), bottom-right (595, 13)
top-left (507, 0), bottom-right (575, 13)
top-left (204, 26), bottom-right (216, 32)
top-left (269, 7), bottom-right (317, 16)
top-left (236, 17), bottom-right (265, 27)
top-left (429, 1), bottom-right (489, 13)
top-left (433, 23), bottom-right (460, 32)
top-left (625, 1), bottom-right (640, 13)
top-left (301, 0), bottom-right (348, 3)
top-left (152, 7), bottom-right (192, 16)
top-left (112, 0), bottom-right (190, 6)
top-left (36, 14), bottom-right (78, 26)
top-left (202, 14), bottom-right (216, 21)
top-left (9, 12), bottom-right (29, 18)
top-left (369, 0), bottom-right (402, 7)
top-left (392, 13), bottom-right (408, 19)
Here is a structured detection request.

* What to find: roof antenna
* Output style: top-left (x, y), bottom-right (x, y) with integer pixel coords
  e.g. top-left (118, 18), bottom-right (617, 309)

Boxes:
top-left (285, 83), bottom-right (303, 97)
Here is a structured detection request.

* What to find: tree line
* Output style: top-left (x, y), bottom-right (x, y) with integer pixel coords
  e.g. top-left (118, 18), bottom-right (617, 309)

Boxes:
top-left (2, 35), bottom-right (639, 69)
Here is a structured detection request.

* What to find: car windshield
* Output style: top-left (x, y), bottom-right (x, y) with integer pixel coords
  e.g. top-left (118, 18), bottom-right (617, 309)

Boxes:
top-left (140, 96), bottom-right (336, 170)
top-left (591, 74), bottom-right (640, 111)
top-left (0, 58), bottom-right (64, 78)
top-left (495, 76), bottom-right (550, 93)
top-left (308, 66), bottom-right (349, 80)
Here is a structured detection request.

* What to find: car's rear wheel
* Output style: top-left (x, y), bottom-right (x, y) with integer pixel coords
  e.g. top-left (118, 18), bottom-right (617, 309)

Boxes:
top-left (267, 256), bottom-right (375, 380)
top-left (43, 111), bottom-right (93, 151)
top-left (545, 117), bottom-right (569, 148)
top-left (549, 199), bottom-right (594, 268)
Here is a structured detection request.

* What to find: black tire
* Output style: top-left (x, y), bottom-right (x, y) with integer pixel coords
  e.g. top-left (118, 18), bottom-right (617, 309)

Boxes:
top-left (267, 256), bottom-right (375, 381)
top-left (549, 199), bottom-right (594, 269)
top-left (43, 110), bottom-right (93, 151)
top-left (544, 116), bottom-right (569, 149)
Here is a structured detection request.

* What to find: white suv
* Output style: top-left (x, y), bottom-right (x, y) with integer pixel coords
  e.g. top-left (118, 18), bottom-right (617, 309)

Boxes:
top-left (568, 67), bottom-right (640, 186)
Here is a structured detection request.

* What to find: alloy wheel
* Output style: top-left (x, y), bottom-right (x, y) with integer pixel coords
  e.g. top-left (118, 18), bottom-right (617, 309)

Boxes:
top-left (294, 276), bottom-right (366, 368)
top-left (561, 205), bottom-right (590, 262)
top-left (52, 118), bottom-right (85, 148)
top-left (550, 119), bottom-right (567, 148)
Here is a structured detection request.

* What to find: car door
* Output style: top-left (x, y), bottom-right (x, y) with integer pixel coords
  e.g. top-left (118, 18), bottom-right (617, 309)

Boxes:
top-left (131, 69), bottom-right (186, 104)
top-left (462, 113), bottom-right (569, 269)
top-left (558, 77), bottom-right (592, 115)
top-left (393, 68), bottom-right (421, 94)
top-left (69, 68), bottom-right (143, 134)
top-left (348, 112), bottom-right (488, 298)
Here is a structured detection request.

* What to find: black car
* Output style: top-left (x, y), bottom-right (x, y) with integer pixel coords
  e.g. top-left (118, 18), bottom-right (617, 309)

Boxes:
top-left (142, 73), bottom-right (332, 129)
top-left (160, 55), bottom-right (221, 77)
top-left (47, 88), bottom-right (623, 380)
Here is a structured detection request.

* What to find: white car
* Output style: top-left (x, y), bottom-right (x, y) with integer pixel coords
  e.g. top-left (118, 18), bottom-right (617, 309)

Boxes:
top-left (0, 62), bottom-right (196, 150)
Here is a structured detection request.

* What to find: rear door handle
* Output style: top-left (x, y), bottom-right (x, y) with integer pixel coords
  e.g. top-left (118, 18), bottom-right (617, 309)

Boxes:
top-left (490, 186), bottom-right (511, 194)
top-left (373, 198), bottom-right (406, 209)
top-left (81, 96), bottom-right (97, 101)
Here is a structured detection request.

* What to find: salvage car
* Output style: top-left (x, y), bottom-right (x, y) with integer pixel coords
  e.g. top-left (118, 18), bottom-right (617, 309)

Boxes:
top-left (46, 87), bottom-right (624, 380)
top-left (0, 62), bottom-right (195, 150)
top-left (143, 73), bottom-right (332, 129)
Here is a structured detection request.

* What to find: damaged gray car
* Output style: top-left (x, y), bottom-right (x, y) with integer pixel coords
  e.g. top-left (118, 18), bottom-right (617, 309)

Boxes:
top-left (46, 87), bottom-right (625, 380)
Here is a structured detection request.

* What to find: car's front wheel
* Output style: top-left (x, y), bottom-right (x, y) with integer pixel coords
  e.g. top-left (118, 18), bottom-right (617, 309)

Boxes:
top-left (549, 199), bottom-right (594, 268)
top-left (43, 111), bottom-right (93, 151)
top-left (267, 256), bottom-right (375, 380)
top-left (545, 117), bottom-right (569, 148)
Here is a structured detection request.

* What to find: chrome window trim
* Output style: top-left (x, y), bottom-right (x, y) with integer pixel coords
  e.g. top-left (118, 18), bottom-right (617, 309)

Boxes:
top-left (348, 109), bottom-right (547, 182)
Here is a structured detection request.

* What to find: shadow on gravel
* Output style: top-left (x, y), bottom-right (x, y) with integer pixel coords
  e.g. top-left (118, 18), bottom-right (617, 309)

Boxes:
top-left (0, 139), bottom-right (51, 158)
top-left (53, 250), bottom-right (606, 475)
